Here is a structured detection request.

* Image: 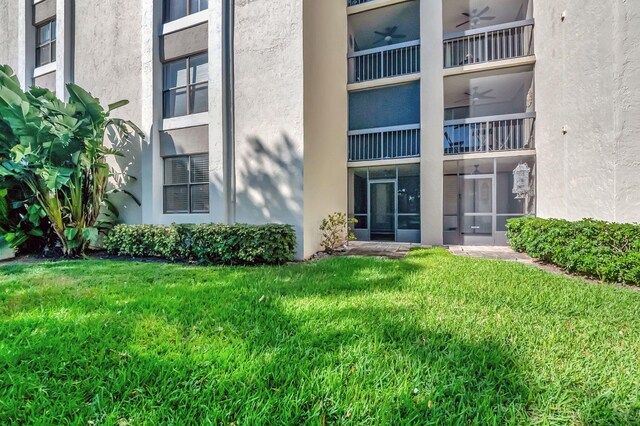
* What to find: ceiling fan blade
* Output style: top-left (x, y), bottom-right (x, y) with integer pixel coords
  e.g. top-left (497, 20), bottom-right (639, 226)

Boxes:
top-left (392, 34), bottom-right (407, 39)
top-left (479, 89), bottom-right (493, 96)
top-left (461, 12), bottom-right (471, 17)
top-left (387, 26), bottom-right (399, 34)
top-left (464, 92), bottom-right (471, 96)
top-left (479, 16), bottom-right (496, 21)
top-left (456, 20), bottom-right (470, 28)
top-left (477, 6), bottom-right (490, 16)
top-left (374, 31), bottom-right (386, 36)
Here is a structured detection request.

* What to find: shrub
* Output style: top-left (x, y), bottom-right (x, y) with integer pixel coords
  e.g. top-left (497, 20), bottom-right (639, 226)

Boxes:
top-left (0, 65), bottom-right (142, 256)
top-left (319, 212), bottom-right (357, 254)
top-left (105, 223), bottom-right (296, 265)
top-left (507, 217), bottom-right (640, 284)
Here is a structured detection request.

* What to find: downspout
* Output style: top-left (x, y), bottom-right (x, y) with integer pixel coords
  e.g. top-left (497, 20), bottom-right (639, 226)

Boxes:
top-left (222, 0), bottom-right (236, 224)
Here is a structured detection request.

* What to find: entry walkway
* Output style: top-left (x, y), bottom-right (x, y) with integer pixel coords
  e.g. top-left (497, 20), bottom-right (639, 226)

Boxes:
top-left (448, 245), bottom-right (534, 263)
top-left (343, 242), bottom-right (533, 262)
top-left (344, 241), bottom-right (423, 259)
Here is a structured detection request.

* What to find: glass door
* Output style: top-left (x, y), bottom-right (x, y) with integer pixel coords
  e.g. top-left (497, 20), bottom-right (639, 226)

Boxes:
top-left (460, 175), bottom-right (494, 245)
top-left (370, 181), bottom-right (396, 241)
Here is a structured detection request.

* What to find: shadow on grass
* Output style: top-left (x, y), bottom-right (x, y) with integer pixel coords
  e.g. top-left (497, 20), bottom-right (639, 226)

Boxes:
top-left (1, 253), bottom-right (636, 423)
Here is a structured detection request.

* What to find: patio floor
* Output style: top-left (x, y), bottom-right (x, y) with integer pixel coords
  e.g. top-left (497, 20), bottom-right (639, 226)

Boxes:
top-left (448, 245), bottom-right (534, 263)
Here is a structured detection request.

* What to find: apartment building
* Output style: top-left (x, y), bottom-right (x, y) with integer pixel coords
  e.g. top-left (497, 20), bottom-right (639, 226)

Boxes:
top-left (0, 0), bottom-right (639, 258)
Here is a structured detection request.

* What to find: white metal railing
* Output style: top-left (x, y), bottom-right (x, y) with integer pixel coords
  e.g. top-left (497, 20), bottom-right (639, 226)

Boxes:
top-left (443, 113), bottom-right (535, 155)
top-left (348, 40), bottom-right (421, 83)
top-left (347, 0), bottom-right (375, 6)
top-left (349, 124), bottom-right (420, 162)
top-left (443, 20), bottom-right (534, 69)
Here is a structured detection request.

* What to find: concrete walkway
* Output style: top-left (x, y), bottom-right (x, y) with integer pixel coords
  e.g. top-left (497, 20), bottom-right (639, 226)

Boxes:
top-left (342, 242), bottom-right (533, 263)
top-left (343, 241), bottom-right (424, 259)
top-left (448, 245), bottom-right (534, 263)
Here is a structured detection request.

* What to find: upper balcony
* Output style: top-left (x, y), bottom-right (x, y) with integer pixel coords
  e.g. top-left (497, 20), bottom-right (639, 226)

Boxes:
top-left (443, 66), bottom-right (535, 155)
top-left (348, 0), bottom-right (420, 85)
top-left (443, 0), bottom-right (534, 70)
top-left (348, 81), bottom-right (420, 162)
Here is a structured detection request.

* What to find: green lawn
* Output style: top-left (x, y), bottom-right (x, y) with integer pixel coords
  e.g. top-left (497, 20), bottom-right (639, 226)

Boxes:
top-left (1, 249), bottom-right (639, 425)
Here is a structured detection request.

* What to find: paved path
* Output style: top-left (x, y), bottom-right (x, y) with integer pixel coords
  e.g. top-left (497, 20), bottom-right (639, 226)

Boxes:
top-left (448, 245), bottom-right (535, 263)
top-left (342, 242), bottom-right (534, 264)
top-left (343, 242), bottom-right (423, 259)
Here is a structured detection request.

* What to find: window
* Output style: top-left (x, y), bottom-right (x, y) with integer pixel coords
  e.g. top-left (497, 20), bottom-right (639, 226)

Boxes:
top-left (164, 0), bottom-right (208, 23)
top-left (163, 154), bottom-right (209, 214)
top-left (163, 53), bottom-right (208, 118)
top-left (36, 20), bottom-right (56, 67)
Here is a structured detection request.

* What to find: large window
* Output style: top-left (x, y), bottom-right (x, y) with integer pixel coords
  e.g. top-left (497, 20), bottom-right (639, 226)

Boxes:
top-left (164, 154), bottom-right (209, 214)
top-left (164, 0), bottom-right (208, 23)
top-left (36, 20), bottom-right (56, 67)
top-left (163, 53), bottom-right (208, 118)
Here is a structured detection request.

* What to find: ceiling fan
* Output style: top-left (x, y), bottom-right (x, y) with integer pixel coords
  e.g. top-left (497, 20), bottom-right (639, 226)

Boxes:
top-left (373, 26), bottom-right (406, 45)
top-left (457, 6), bottom-right (496, 28)
top-left (456, 87), bottom-right (496, 104)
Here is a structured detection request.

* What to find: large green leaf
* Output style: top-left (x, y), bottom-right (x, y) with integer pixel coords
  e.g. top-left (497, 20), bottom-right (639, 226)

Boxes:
top-left (66, 84), bottom-right (104, 123)
top-left (39, 166), bottom-right (74, 190)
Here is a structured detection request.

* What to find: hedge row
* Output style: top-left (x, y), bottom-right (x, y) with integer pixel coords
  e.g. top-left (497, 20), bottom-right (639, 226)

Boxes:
top-left (104, 224), bottom-right (296, 265)
top-left (507, 217), bottom-right (640, 284)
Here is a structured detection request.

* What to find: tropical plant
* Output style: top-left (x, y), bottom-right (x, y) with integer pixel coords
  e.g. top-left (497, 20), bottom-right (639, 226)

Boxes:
top-left (319, 212), bottom-right (357, 254)
top-left (0, 64), bottom-right (142, 256)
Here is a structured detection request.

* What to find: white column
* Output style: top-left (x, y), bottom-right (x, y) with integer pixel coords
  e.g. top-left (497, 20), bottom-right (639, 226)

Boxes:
top-left (18, 0), bottom-right (35, 90)
top-left (209, 0), bottom-right (228, 224)
top-left (140, 0), bottom-right (163, 224)
top-left (55, 0), bottom-right (73, 99)
top-left (420, 0), bottom-right (445, 246)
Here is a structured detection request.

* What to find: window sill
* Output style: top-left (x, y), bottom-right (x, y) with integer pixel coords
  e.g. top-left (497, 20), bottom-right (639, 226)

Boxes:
top-left (161, 10), bottom-right (209, 36)
top-left (161, 112), bottom-right (209, 131)
top-left (34, 62), bottom-right (56, 78)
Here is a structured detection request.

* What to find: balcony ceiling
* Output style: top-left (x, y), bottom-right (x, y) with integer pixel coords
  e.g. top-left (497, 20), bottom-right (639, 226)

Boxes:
top-left (349, 0), bottom-right (420, 52)
top-left (443, 0), bottom-right (531, 34)
top-left (444, 66), bottom-right (534, 109)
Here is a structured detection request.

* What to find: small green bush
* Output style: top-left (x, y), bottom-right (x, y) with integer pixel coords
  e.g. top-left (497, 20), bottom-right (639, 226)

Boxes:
top-left (105, 223), bottom-right (296, 265)
top-left (507, 217), bottom-right (640, 284)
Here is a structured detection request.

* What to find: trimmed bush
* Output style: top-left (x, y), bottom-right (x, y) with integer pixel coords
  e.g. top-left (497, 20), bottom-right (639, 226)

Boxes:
top-left (507, 217), bottom-right (640, 284)
top-left (105, 223), bottom-right (296, 265)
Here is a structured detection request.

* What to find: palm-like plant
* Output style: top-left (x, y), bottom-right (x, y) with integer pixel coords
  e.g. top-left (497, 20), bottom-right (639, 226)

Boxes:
top-left (0, 65), bottom-right (142, 256)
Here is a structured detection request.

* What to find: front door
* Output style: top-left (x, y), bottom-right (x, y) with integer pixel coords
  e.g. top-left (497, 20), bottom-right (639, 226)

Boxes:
top-left (370, 181), bottom-right (396, 241)
top-left (460, 175), bottom-right (494, 245)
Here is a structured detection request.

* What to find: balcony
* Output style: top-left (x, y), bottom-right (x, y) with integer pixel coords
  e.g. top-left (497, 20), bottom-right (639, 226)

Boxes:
top-left (349, 124), bottom-right (421, 162)
top-left (347, 0), bottom-right (375, 6)
top-left (443, 112), bottom-right (535, 155)
top-left (348, 41), bottom-right (420, 84)
top-left (443, 19), bottom-right (534, 69)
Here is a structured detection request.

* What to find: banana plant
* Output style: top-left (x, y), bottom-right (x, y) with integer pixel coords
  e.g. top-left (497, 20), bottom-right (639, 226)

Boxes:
top-left (0, 65), bottom-right (143, 256)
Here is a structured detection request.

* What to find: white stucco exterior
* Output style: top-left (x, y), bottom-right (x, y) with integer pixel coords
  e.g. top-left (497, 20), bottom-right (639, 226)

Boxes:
top-left (0, 0), bottom-right (638, 259)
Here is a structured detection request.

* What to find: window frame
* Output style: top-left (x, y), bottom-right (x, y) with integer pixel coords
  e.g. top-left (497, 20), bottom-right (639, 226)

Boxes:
top-left (163, 0), bottom-right (208, 23)
top-left (35, 19), bottom-right (56, 68)
top-left (163, 52), bottom-right (208, 119)
top-left (163, 153), bottom-right (210, 214)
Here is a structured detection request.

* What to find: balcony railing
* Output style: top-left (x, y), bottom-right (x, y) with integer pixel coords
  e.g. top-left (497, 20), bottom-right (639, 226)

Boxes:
top-left (347, 0), bottom-right (374, 6)
top-left (349, 124), bottom-right (420, 162)
top-left (444, 113), bottom-right (535, 155)
top-left (443, 20), bottom-right (534, 69)
top-left (348, 40), bottom-right (421, 84)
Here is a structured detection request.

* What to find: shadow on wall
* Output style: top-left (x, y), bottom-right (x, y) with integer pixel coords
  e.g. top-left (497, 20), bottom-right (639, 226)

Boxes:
top-left (235, 133), bottom-right (304, 254)
top-left (105, 127), bottom-right (143, 224)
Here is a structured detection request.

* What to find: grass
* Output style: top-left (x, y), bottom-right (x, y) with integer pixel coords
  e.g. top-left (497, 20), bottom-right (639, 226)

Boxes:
top-left (0, 249), bottom-right (639, 425)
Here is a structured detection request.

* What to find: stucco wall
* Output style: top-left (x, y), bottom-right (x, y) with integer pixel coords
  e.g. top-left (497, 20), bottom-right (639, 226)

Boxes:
top-left (0, 0), bottom-right (19, 72)
top-left (73, 0), bottom-right (144, 224)
top-left (233, 0), bottom-right (306, 257)
top-left (535, 0), bottom-right (640, 224)
top-left (303, 0), bottom-right (348, 258)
